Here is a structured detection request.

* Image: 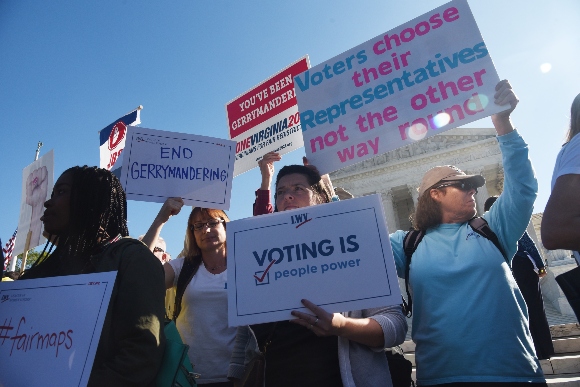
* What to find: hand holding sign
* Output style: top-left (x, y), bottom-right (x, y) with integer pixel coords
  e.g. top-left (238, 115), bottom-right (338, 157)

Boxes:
top-left (156, 197), bottom-right (185, 223)
top-left (258, 151), bottom-right (282, 190)
top-left (290, 299), bottom-right (385, 348)
top-left (290, 298), bottom-right (346, 336)
top-left (491, 79), bottom-right (519, 135)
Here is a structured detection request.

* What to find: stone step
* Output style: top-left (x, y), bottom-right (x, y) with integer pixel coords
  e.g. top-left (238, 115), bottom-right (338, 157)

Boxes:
top-left (542, 354), bottom-right (580, 375)
top-left (401, 323), bottom-right (580, 384)
top-left (410, 371), bottom-right (580, 386)
top-left (408, 352), bottom-right (580, 375)
top-left (402, 342), bottom-right (580, 358)
top-left (411, 368), bottom-right (580, 387)
top-left (555, 337), bottom-right (580, 354)
top-left (545, 373), bottom-right (580, 386)
top-left (551, 324), bottom-right (580, 339)
top-left (400, 340), bottom-right (415, 353)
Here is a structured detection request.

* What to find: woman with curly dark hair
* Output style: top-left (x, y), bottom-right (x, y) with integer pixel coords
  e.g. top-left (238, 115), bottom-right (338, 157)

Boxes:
top-left (20, 165), bottom-right (166, 386)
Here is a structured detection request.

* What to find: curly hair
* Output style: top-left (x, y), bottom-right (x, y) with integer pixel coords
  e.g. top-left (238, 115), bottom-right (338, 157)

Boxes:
top-left (411, 189), bottom-right (443, 230)
top-left (179, 207), bottom-right (229, 261)
top-left (274, 165), bottom-right (332, 211)
top-left (29, 166), bottom-right (129, 271)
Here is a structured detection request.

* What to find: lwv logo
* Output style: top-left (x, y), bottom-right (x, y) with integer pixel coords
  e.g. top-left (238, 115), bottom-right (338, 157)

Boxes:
top-left (291, 213), bottom-right (311, 228)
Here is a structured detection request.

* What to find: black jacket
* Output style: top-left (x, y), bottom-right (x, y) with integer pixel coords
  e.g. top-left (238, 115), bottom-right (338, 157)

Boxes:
top-left (21, 238), bottom-right (166, 386)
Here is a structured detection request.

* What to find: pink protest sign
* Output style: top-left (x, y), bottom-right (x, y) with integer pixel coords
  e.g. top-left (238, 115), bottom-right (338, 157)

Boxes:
top-left (226, 57), bottom-right (309, 176)
top-left (295, 0), bottom-right (506, 174)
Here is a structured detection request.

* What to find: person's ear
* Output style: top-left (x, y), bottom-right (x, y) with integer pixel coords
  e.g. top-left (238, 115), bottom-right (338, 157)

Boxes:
top-left (430, 188), bottom-right (442, 203)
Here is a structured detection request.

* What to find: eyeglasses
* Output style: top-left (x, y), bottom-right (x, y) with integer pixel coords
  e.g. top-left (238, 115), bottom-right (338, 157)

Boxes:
top-left (153, 246), bottom-right (165, 253)
top-left (433, 181), bottom-right (479, 193)
top-left (190, 218), bottom-right (224, 232)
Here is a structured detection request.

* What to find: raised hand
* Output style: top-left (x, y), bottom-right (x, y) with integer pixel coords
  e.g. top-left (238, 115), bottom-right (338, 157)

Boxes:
top-left (258, 152), bottom-right (281, 190)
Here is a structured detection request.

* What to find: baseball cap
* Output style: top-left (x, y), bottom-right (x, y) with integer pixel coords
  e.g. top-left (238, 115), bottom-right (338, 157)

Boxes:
top-left (418, 165), bottom-right (485, 197)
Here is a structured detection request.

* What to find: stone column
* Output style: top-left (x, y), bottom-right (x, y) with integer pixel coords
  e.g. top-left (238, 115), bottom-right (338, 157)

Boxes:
top-left (407, 182), bottom-right (420, 206)
top-left (380, 189), bottom-right (398, 231)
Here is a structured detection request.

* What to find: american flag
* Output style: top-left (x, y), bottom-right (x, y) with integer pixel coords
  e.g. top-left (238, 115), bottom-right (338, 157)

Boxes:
top-left (3, 228), bottom-right (17, 271)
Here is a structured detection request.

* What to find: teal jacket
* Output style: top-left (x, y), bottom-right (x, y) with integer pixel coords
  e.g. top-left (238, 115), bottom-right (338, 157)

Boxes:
top-left (390, 130), bottom-right (544, 385)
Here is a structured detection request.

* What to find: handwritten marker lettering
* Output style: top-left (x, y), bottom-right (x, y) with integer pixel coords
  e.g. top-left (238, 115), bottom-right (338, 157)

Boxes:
top-left (0, 316), bottom-right (74, 357)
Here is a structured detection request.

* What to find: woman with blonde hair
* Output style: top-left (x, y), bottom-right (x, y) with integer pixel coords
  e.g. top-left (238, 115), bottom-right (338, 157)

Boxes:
top-left (143, 198), bottom-right (236, 387)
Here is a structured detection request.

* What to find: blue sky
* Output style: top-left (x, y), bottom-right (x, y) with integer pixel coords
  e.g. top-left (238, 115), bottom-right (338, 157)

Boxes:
top-left (1, 0), bottom-right (579, 259)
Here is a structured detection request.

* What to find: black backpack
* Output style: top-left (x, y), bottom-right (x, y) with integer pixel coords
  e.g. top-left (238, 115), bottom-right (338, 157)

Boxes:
top-left (401, 217), bottom-right (508, 317)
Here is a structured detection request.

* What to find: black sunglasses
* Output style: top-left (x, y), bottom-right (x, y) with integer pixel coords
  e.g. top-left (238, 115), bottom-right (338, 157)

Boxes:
top-left (434, 181), bottom-right (478, 192)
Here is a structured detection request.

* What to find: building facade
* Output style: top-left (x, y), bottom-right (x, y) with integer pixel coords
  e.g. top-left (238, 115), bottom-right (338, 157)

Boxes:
top-left (330, 127), bottom-right (577, 318)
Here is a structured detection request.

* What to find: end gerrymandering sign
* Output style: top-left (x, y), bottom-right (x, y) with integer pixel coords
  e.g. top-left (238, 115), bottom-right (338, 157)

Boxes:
top-left (227, 194), bottom-right (400, 326)
top-left (120, 126), bottom-right (235, 210)
top-left (295, 0), bottom-right (507, 174)
top-left (226, 57), bottom-right (310, 176)
top-left (0, 272), bottom-right (116, 387)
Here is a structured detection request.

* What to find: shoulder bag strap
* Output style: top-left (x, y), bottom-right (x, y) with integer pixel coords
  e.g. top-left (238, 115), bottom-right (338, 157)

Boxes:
top-left (468, 217), bottom-right (509, 266)
top-left (402, 230), bottom-right (425, 318)
top-left (172, 255), bottom-right (202, 321)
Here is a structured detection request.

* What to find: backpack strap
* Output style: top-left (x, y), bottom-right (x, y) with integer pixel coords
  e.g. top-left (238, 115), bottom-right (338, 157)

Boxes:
top-left (468, 217), bottom-right (509, 266)
top-left (172, 255), bottom-right (202, 321)
top-left (400, 218), bottom-right (509, 318)
top-left (402, 230), bottom-right (425, 318)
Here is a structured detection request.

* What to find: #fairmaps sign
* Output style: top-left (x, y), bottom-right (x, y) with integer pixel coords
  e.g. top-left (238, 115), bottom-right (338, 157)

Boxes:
top-left (120, 126), bottom-right (236, 210)
top-left (295, 0), bottom-right (507, 174)
top-left (227, 194), bottom-right (401, 326)
top-left (0, 272), bottom-right (116, 387)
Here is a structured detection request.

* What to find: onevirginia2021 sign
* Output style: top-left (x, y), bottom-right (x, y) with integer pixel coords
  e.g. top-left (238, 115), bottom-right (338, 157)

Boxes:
top-left (226, 57), bottom-right (310, 176)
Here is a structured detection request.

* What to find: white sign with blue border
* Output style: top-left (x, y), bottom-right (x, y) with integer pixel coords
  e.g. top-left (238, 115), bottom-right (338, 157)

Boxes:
top-left (120, 126), bottom-right (236, 209)
top-left (227, 194), bottom-right (401, 326)
top-left (0, 272), bottom-right (117, 387)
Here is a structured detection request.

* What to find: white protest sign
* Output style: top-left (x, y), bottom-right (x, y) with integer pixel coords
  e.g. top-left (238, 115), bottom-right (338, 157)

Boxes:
top-left (226, 57), bottom-right (310, 176)
top-left (0, 272), bottom-right (116, 387)
top-left (14, 150), bottom-right (54, 257)
top-left (120, 126), bottom-right (235, 209)
top-left (227, 194), bottom-right (400, 326)
top-left (295, 0), bottom-right (506, 174)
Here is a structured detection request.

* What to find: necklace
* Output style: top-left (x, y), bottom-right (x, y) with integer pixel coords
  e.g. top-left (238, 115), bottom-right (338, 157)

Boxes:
top-left (203, 260), bottom-right (227, 272)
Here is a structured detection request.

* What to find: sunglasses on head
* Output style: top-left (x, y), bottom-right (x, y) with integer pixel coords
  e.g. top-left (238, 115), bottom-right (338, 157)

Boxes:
top-left (433, 180), bottom-right (479, 192)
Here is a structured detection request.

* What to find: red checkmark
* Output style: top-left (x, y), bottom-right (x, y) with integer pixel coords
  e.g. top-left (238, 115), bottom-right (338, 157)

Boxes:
top-left (254, 259), bottom-right (277, 283)
top-left (295, 218), bottom-right (312, 228)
